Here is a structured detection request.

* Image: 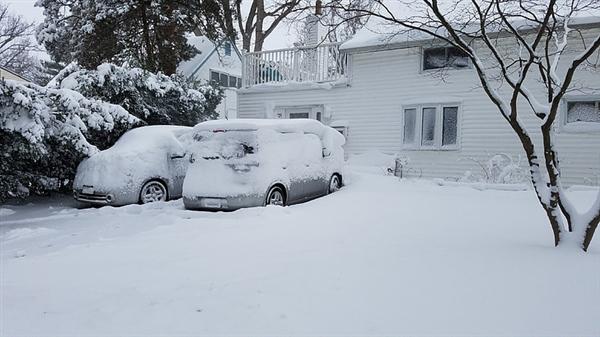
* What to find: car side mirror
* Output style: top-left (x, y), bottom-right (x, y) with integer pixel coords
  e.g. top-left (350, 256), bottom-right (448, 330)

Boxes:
top-left (170, 152), bottom-right (186, 160)
top-left (322, 148), bottom-right (331, 158)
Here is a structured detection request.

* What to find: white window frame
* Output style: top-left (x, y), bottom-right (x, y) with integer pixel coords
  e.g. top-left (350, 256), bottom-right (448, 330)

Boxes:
top-left (401, 103), bottom-right (461, 151)
top-left (420, 46), bottom-right (472, 73)
top-left (560, 95), bottom-right (600, 133)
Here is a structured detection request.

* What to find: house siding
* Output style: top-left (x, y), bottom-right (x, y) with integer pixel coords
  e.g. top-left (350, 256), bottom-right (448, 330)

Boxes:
top-left (238, 29), bottom-right (600, 185)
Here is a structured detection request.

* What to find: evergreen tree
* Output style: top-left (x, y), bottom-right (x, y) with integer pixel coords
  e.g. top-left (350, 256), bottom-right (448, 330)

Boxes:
top-left (50, 63), bottom-right (222, 132)
top-left (36, 0), bottom-right (226, 74)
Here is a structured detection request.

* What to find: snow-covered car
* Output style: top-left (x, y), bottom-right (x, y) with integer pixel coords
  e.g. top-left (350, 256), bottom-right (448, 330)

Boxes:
top-left (183, 119), bottom-right (345, 210)
top-left (73, 125), bottom-right (192, 206)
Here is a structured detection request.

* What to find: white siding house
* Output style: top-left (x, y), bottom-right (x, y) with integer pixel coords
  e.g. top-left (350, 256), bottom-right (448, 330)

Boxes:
top-left (237, 19), bottom-right (600, 186)
top-left (178, 35), bottom-right (242, 119)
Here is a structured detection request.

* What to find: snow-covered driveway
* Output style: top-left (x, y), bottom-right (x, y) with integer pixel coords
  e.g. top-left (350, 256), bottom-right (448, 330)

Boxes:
top-left (1, 170), bottom-right (599, 336)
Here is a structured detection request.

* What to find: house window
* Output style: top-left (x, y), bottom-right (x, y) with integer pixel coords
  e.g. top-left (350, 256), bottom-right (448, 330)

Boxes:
top-left (423, 47), bottom-right (469, 70)
top-left (229, 75), bottom-right (237, 87)
top-left (210, 71), bottom-right (220, 83)
top-left (566, 100), bottom-right (600, 124)
top-left (289, 112), bottom-right (310, 119)
top-left (219, 73), bottom-right (228, 87)
top-left (223, 41), bottom-right (232, 56)
top-left (210, 70), bottom-right (241, 88)
top-left (402, 104), bottom-right (459, 150)
top-left (277, 105), bottom-right (324, 120)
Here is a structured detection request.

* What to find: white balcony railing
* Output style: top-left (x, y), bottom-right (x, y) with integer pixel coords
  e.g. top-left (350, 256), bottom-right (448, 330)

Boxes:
top-left (242, 42), bottom-right (349, 87)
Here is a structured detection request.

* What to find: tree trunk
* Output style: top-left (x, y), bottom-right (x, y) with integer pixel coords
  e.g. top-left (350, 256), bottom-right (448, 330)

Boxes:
top-left (253, 0), bottom-right (265, 52)
top-left (511, 122), bottom-right (563, 246)
top-left (583, 216), bottom-right (600, 251)
top-left (242, 32), bottom-right (252, 52)
top-left (140, 0), bottom-right (155, 72)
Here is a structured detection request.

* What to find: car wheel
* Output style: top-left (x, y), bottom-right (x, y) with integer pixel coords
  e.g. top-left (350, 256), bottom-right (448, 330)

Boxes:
top-left (266, 186), bottom-right (285, 206)
top-left (328, 174), bottom-right (341, 194)
top-left (140, 180), bottom-right (168, 204)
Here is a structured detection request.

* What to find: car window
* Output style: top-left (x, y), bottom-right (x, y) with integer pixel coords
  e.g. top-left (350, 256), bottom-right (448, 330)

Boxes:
top-left (192, 130), bottom-right (258, 159)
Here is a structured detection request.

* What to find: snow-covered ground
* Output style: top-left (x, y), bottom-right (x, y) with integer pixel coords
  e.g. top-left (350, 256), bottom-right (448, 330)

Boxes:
top-left (1, 169), bottom-right (599, 336)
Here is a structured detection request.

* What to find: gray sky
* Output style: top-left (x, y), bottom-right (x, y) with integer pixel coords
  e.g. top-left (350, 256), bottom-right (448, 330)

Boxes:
top-left (3, 0), bottom-right (294, 51)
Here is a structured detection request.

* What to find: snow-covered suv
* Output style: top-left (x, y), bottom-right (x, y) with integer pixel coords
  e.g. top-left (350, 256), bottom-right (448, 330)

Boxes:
top-left (183, 119), bottom-right (345, 210)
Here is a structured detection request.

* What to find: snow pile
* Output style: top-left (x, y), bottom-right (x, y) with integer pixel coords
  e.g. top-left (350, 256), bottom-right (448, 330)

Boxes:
top-left (0, 79), bottom-right (139, 156)
top-left (460, 154), bottom-right (528, 185)
top-left (346, 150), bottom-right (400, 175)
top-left (74, 126), bottom-right (192, 192)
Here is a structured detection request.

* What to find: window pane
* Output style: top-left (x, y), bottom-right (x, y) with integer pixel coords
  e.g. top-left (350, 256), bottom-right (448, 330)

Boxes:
top-left (236, 77), bottom-right (242, 88)
top-left (448, 47), bottom-right (469, 68)
top-left (289, 112), bottom-right (310, 119)
top-left (423, 48), bottom-right (446, 70)
top-left (421, 107), bottom-right (436, 146)
top-left (316, 111), bottom-right (322, 121)
top-left (567, 101), bottom-right (600, 123)
top-left (210, 71), bottom-right (219, 83)
top-left (219, 73), bottom-right (228, 87)
top-left (403, 108), bottom-right (416, 144)
top-left (442, 107), bottom-right (458, 146)
top-left (229, 75), bottom-right (237, 87)
top-left (224, 42), bottom-right (232, 56)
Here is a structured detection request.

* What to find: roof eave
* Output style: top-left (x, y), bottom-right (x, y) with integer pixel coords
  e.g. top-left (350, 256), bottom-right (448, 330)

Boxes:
top-left (341, 19), bottom-right (600, 54)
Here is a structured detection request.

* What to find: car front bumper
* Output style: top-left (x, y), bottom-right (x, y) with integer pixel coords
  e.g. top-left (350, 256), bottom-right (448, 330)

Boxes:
top-left (73, 188), bottom-right (137, 206)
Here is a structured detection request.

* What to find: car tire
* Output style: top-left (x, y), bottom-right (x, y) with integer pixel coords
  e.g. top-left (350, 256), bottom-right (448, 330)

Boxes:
top-left (328, 174), bottom-right (341, 194)
top-left (266, 186), bottom-right (286, 206)
top-left (139, 180), bottom-right (168, 204)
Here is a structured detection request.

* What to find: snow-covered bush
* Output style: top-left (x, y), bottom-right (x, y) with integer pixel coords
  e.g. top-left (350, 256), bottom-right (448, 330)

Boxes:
top-left (0, 79), bottom-right (140, 201)
top-left (49, 63), bottom-right (222, 129)
top-left (460, 154), bottom-right (527, 184)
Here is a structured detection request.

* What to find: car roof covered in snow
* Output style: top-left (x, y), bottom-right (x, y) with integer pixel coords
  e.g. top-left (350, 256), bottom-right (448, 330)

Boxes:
top-left (112, 125), bottom-right (192, 150)
top-left (193, 119), bottom-right (345, 147)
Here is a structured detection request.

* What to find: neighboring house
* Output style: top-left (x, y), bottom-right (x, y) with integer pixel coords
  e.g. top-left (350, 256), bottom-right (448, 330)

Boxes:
top-left (0, 66), bottom-right (30, 83)
top-left (179, 34), bottom-right (242, 119)
top-left (237, 18), bottom-right (600, 186)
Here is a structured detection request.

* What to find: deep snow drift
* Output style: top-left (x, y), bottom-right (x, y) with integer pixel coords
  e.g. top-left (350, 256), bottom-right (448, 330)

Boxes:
top-left (1, 169), bottom-right (599, 336)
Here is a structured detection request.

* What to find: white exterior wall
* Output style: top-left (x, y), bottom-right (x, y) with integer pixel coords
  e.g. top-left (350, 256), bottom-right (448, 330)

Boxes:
top-left (238, 29), bottom-right (600, 186)
top-left (179, 38), bottom-right (242, 119)
top-left (192, 48), bottom-right (241, 119)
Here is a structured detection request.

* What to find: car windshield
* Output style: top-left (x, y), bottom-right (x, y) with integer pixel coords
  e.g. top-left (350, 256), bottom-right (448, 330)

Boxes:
top-left (192, 130), bottom-right (258, 159)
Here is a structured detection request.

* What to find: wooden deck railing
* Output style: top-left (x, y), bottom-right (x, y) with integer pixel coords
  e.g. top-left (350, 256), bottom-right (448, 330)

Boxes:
top-left (242, 42), bottom-right (349, 87)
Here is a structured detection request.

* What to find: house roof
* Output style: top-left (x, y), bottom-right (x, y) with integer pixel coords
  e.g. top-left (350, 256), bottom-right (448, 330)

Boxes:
top-left (178, 35), bottom-right (242, 79)
top-left (340, 16), bottom-right (600, 53)
top-left (0, 66), bottom-right (30, 82)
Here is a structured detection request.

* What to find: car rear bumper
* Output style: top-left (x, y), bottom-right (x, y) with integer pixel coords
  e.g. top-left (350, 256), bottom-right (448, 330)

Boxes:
top-left (183, 194), bottom-right (265, 211)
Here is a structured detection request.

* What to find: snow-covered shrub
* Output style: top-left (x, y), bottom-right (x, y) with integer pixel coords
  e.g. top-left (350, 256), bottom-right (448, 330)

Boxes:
top-left (49, 63), bottom-right (222, 129)
top-left (460, 154), bottom-right (527, 184)
top-left (0, 79), bottom-right (140, 201)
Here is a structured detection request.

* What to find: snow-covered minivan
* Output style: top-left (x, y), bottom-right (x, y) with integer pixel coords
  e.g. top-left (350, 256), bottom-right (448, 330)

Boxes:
top-left (183, 119), bottom-right (345, 210)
